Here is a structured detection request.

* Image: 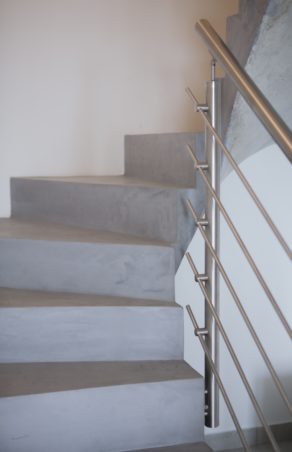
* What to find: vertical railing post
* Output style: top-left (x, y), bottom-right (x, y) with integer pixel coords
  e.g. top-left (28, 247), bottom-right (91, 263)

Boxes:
top-left (204, 59), bottom-right (221, 428)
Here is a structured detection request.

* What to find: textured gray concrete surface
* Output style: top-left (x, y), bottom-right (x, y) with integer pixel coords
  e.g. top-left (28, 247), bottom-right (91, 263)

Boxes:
top-left (224, 0), bottom-right (292, 172)
top-left (125, 132), bottom-right (204, 187)
top-left (0, 220), bottom-right (175, 300)
top-left (0, 130), bottom-right (207, 450)
top-left (0, 376), bottom-right (203, 452)
top-left (11, 177), bottom-right (200, 265)
top-left (222, 0), bottom-right (268, 137)
top-left (0, 305), bottom-right (183, 362)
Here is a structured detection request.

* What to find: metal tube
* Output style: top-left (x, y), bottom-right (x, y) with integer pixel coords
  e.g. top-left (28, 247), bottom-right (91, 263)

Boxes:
top-left (187, 143), bottom-right (292, 343)
top-left (186, 253), bottom-right (282, 452)
top-left (195, 19), bottom-right (292, 164)
top-left (186, 305), bottom-right (251, 452)
top-left (185, 87), bottom-right (292, 262)
top-left (204, 61), bottom-right (221, 427)
top-left (186, 200), bottom-right (289, 448)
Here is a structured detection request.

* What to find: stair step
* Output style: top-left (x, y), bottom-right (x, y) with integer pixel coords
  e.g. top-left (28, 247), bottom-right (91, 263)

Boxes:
top-left (11, 174), bottom-right (204, 264)
top-left (127, 442), bottom-right (212, 452)
top-left (0, 287), bottom-right (176, 307)
top-left (0, 288), bottom-right (183, 362)
top-left (124, 132), bottom-right (204, 186)
top-left (0, 361), bottom-right (204, 452)
top-left (0, 219), bottom-right (175, 300)
top-left (0, 360), bottom-right (199, 397)
top-left (0, 217), bottom-right (171, 245)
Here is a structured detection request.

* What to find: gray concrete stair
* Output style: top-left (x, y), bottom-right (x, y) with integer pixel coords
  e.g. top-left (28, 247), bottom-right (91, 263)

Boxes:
top-left (0, 288), bottom-right (183, 362)
top-left (124, 132), bottom-right (204, 187)
top-left (11, 175), bottom-right (203, 266)
top-left (0, 219), bottom-right (175, 300)
top-left (0, 132), bottom-right (207, 450)
top-left (0, 361), bottom-right (204, 452)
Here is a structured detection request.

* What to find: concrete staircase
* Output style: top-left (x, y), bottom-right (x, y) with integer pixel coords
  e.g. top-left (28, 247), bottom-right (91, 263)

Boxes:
top-left (0, 132), bottom-right (210, 452)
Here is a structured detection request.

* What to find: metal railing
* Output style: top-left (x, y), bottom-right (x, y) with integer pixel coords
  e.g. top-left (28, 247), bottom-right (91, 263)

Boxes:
top-left (184, 19), bottom-right (292, 451)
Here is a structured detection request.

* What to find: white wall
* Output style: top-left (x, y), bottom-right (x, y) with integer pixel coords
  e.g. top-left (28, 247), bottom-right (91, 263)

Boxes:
top-left (0, 0), bottom-right (238, 217)
top-left (176, 144), bottom-right (292, 437)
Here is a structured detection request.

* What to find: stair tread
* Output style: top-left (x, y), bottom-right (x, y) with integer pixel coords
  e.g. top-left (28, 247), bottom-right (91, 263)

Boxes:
top-left (127, 442), bottom-right (212, 452)
top-left (0, 287), bottom-right (178, 308)
top-left (0, 218), bottom-right (172, 247)
top-left (13, 175), bottom-right (194, 190)
top-left (0, 361), bottom-right (201, 397)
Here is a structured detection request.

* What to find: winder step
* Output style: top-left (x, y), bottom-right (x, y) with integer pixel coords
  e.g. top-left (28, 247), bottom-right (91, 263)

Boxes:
top-left (11, 174), bottom-right (204, 265)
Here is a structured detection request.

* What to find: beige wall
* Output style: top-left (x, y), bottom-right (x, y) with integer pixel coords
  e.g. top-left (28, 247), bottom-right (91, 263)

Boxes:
top-left (0, 0), bottom-right (238, 216)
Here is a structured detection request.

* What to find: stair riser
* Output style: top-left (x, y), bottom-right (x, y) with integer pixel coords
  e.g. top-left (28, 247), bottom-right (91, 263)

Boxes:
top-left (11, 179), bottom-right (202, 267)
top-left (0, 379), bottom-right (204, 452)
top-left (0, 239), bottom-right (175, 300)
top-left (11, 181), bottom-right (200, 246)
top-left (0, 307), bottom-right (183, 362)
top-left (11, 179), bottom-right (181, 242)
top-left (124, 132), bottom-right (204, 186)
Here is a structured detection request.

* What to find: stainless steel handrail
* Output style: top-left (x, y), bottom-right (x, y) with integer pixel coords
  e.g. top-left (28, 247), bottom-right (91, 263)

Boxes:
top-left (185, 255), bottom-right (279, 452)
top-left (186, 143), bottom-right (292, 341)
top-left (184, 17), bottom-right (291, 443)
top-left (195, 19), bottom-right (292, 164)
top-left (186, 304), bottom-right (251, 452)
top-left (186, 199), bottom-right (292, 417)
top-left (186, 87), bottom-right (292, 261)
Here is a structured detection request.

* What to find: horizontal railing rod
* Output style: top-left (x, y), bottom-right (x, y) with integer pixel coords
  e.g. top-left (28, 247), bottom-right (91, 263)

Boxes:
top-left (186, 200), bottom-right (292, 425)
top-left (186, 255), bottom-right (278, 452)
top-left (195, 19), bottom-right (292, 164)
top-left (186, 305), bottom-right (251, 452)
top-left (187, 144), bottom-right (292, 343)
top-left (185, 87), bottom-right (292, 261)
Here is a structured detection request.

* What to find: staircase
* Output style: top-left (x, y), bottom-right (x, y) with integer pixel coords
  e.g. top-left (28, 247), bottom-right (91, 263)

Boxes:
top-left (0, 132), bottom-right (211, 452)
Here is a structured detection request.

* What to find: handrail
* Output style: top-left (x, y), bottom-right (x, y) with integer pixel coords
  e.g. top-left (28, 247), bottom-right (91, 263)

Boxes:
top-left (185, 87), bottom-right (292, 261)
top-left (195, 19), bottom-right (292, 164)
top-left (184, 18), bottom-right (291, 444)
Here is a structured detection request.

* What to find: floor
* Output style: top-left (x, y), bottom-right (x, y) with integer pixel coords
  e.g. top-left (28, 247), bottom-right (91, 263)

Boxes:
top-left (220, 440), bottom-right (292, 451)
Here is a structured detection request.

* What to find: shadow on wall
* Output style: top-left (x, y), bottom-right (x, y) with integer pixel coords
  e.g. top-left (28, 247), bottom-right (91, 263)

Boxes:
top-left (176, 143), bottom-right (292, 434)
top-left (256, 373), bottom-right (292, 426)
